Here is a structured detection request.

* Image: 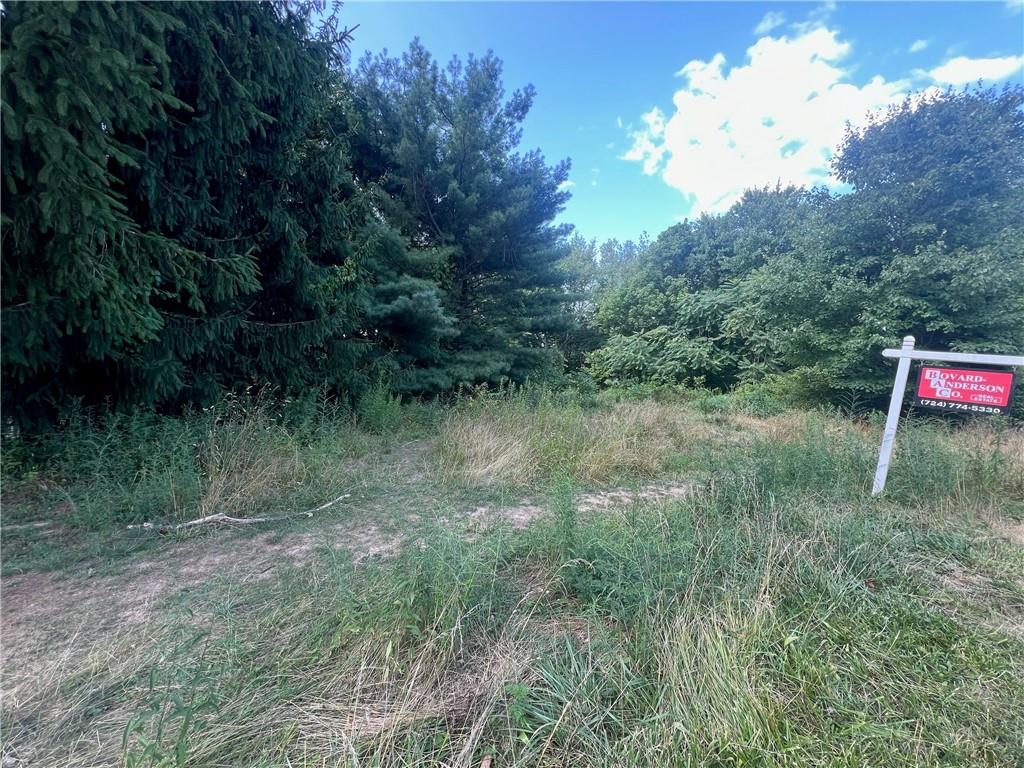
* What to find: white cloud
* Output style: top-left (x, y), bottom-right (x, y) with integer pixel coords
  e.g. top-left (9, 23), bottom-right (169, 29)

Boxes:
top-left (754, 11), bottom-right (785, 35)
top-left (624, 26), bottom-right (909, 215)
top-left (793, 1), bottom-right (837, 34)
top-left (928, 54), bottom-right (1024, 84)
top-left (909, 39), bottom-right (929, 53)
top-left (624, 108), bottom-right (669, 175)
top-left (557, 180), bottom-right (576, 192)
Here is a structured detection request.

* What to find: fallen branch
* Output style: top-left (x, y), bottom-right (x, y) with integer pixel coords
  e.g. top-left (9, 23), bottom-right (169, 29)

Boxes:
top-left (3, 520), bottom-right (57, 531)
top-left (128, 492), bottom-right (351, 534)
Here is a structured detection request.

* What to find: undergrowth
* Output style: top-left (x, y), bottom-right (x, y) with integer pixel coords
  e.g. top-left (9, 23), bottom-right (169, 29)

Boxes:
top-left (2, 389), bottom-right (1023, 766)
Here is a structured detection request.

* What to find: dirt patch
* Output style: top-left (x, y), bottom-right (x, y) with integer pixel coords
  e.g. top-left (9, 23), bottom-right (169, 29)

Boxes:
top-left (466, 503), bottom-right (547, 530)
top-left (577, 482), bottom-right (696, 512)
top-left (0, 515), bottom-right (404, 711)
top-left (1, 479), bottom-right (695, 653)
top-left (940, 562), bottom-right (996, 597)
top-left (992, 520), bottom-right (1024, 547)
top-left (463, 481), bottom-right (696, 531)
top-left (0, 475), bottom-right (695, 729)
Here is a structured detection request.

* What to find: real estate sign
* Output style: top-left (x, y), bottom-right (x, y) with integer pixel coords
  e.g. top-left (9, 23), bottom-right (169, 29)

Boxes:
top-left (913, 366), bottom-right (1015, 415)
top-left (873, 338), bottom-right (1023, 495)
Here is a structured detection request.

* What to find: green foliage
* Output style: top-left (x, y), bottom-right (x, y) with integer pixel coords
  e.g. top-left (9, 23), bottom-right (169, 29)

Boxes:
top-left (346, 41), bottom-right (573, 392)
top-left (355, 382), bottom-right (404, 435)
top-left (587, 87), bottom-right (1024, 407)
top-left (2, 1), bottom-right (199, 415)
top-left (588, 324), bottom-right (729, 389)
top-left (123, 631), bottom-right (225, 768)
top-left (3, 6), bottom-right (1020, 425)
top-left (2, 5), bottom-right (574, 422)
top-left (555, 234), bottom-right (650, 369)
top-left (833, 86), bottom-right (1024, 252)
top-left (550, 475), bottom-right (578, 560)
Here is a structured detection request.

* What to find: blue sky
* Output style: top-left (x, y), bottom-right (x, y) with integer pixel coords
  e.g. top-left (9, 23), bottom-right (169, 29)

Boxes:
top-left (342, 1), bottom-right (1024, 243)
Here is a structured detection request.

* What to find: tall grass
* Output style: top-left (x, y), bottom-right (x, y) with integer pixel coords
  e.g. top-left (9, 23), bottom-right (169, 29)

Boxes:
top-left (24, 483), bottom-right (1013, 767)
top-left (0, 391), bottom-right (382, 573)
top-left (1, 392), bottom-right (372, 531)
top-left (3, 390), bottom-right (1023, 766)
top-left (435, 386), bottom-right (734, 487)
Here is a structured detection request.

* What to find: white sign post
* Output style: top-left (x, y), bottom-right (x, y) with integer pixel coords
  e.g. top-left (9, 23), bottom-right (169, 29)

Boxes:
top-left (873, 336), bottom-right (916, 495)
top-left (872, 337), bottom-right (1024, 496)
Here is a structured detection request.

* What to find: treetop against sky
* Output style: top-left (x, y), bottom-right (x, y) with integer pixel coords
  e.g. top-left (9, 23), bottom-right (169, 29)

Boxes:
top-left (342, 1), bottom-right (1024, 241)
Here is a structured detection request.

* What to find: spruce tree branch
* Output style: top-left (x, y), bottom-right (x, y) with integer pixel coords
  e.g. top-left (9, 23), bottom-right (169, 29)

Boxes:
top-left (414, 172), bottom-right (446, 241)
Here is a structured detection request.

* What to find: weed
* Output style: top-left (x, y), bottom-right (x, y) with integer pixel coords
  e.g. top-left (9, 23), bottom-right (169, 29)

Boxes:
top-left (435, 390), bottom-right (716, 488)
top-left (3, 391), bottom-right (1023, 766)
top-left (356, 383), bottom-right (405, 435)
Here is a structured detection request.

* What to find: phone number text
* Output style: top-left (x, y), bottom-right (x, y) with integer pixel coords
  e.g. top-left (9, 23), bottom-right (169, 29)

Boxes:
top-left (916, 398), bottom-right (1005, 414)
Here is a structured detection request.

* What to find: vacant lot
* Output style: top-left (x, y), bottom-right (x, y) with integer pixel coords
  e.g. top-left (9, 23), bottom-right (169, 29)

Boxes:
top-left (2, 390), bottom-right (1023, 767)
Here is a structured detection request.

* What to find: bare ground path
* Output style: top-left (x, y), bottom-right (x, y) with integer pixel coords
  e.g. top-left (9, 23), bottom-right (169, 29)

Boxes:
top-left (2, 409), bottom-right (1023, 767)
top-left (1, 480), bottom-right (697, 649)
top-left (1, 433), bottom-right (696, 722)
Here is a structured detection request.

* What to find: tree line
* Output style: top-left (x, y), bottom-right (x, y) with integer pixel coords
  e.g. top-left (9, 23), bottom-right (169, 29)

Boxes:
top-left (575, 86), bottom-right (1024, 407)
top-left (2, 1), bottom-right (570, 423)
top-left (3, 2), bottom-right (1022, 424)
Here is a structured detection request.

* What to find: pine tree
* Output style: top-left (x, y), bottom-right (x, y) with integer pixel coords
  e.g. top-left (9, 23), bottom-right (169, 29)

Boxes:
top-left (347, 42), bottom-right (573, 391)
top-left (2, 1), bottom-right (200, 416)
top-left (111, 1), bottom-right (446, 405)
top-left (2, 2), bottom-right (451, 420)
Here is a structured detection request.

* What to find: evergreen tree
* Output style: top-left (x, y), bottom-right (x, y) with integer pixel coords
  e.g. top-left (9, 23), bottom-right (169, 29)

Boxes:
top-left (346, 42), bottom-right (572, 391)
top-left (2, 2), bottom-right (451, 420)
top-left (2, 1), bottom-right (200, 416)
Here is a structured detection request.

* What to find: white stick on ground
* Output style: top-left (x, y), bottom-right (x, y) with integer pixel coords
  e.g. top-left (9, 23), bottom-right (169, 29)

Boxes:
top-left (127, 492), bottom-right (351, 533)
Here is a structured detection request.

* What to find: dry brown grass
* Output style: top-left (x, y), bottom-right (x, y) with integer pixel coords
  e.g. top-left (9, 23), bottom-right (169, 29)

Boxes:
top-left (0, 519), bottom-right (575, 767)
top-left (435, 412), bottom-right (537, 486)
top-left (574, 403), bottom-right (676, 482)
top-left (266, 636), bottom-right (534, 768)
top-left (955, 422), bottom-right (1024, 497)
top-left (436, 399), bottom-right (751, 487)
top-left (1, 620), bottom-right (171, 767)
top-left (144, 563), bottom-right (570, 767)
top-left (719, 411), bottom-right (813, 444)
top-left (434, 403), bottom-right (684, 487)
top-left (197, 410), bottom-right (308, 518)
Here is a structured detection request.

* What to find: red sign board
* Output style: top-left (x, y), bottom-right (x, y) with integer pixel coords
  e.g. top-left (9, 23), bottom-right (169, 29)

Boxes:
top-left (914, 366), bottom-right (1015, 415)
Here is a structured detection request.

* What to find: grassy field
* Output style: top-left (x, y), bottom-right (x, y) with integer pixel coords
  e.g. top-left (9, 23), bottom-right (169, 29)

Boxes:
top-left (2, 388), bottom-right (1023, 767)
